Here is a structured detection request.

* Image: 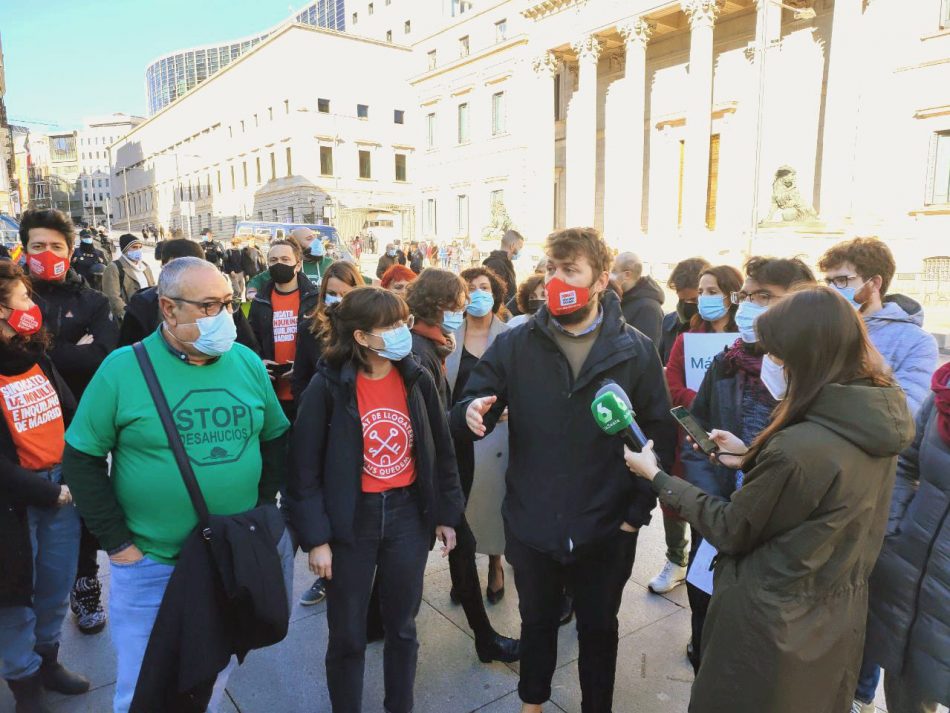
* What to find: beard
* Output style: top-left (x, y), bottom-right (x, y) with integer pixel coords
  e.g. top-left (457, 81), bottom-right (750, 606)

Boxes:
top-left (551, 296), bottom-right (599, 327)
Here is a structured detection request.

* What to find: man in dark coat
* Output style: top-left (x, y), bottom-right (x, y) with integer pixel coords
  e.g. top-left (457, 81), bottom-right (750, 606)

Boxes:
top-left (611, 251), bottom-right (665, 345)
top-left (482, 229), bottom-right (523, 302)
top-left (70, 230), bottom-right (110, 290)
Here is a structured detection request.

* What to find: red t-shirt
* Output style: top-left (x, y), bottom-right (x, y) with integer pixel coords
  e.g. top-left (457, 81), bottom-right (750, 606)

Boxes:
top-left (356, 367), bottom-right (416, 493)
top-left (271, 288), bottom-right (301, 402)
top-left (0, 363), bottom-right (66, 470)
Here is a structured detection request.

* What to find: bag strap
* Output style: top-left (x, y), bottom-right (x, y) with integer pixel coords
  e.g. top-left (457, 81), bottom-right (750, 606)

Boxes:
top-left (132, 341), bottom-right (213, 539)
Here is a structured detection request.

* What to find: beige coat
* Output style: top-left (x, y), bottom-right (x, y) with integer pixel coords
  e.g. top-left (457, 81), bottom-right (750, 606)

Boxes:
top-left (102, 257), bottom-right (155, 319)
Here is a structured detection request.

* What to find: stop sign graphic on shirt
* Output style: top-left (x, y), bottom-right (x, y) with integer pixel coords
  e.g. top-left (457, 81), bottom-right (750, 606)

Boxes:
top-left (361, 407), bottom-right (414, 480)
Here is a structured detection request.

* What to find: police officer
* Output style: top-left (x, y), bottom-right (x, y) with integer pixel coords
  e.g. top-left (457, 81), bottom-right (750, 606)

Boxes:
top-left (71, 230), bottom-right (109, 290)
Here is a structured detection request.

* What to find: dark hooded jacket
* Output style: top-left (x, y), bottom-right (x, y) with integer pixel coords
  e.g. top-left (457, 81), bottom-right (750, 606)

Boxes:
top-left (619, 276), bottom-right (665, 346)
top-left (248, 273), bottom-right (319, 361)
top-left (482, 249), bottom-right (517, 302)
top-left (653, 381), bottom-right (914, 713)
top-left (449, 290), bottom-right (677, 560)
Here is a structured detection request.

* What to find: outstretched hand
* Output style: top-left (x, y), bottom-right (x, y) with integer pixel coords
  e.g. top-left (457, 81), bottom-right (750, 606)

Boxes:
top-left (623, 441), bottom-right (660, 481)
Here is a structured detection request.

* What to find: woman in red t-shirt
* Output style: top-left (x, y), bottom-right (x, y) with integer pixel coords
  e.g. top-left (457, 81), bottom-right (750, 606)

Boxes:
top-left (0, 261), bottom-right (89, 707)
top-left (290, 287), bottom-right (464, 713)
top-left (650, 265), bottom-right (743, 598)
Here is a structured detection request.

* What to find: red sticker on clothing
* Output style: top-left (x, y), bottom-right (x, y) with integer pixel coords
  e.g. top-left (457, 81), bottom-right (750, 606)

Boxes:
top-left (361, 407), bottom-right (414, 480)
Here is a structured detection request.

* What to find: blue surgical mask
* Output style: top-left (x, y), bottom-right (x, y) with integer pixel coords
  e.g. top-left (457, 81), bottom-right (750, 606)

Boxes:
top-left (324, 293), bottom-right (341, 305)
top-left (698, 294), bottom-right (728, 322)
top-left (735, 301), bottom-right (768, 343)
top-left (831, 282), bottom-right (866, 310)
top-left (80, 237), bottom-right (93, 245)
top-left (466, 290), bottom-right (494, 318)
top-left (177, 309), bottom-right (237, 357)
top-left (310, 241), bottom-right (325, 257)
top-left (369, 324), bottom-right (413, 361)
top-left (126, 249), bottom-right (143, 262)
top-left (442, 310), bottom-right (464, 333)
top-left (511, 249), bottom-right (521, 260)
top-left (387, 249), bottom-right (397, 258)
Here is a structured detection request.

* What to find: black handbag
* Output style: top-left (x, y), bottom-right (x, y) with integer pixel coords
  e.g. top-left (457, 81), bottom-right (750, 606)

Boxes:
top-left (132, 342), bottom-right (289, 649)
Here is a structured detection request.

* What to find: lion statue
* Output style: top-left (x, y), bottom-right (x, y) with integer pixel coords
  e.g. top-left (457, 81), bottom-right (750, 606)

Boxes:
top-left (768, 166), bottom-right (818, 223)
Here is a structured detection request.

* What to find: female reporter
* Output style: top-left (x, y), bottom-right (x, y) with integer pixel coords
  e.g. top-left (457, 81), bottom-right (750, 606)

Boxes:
top-left (289, 287), bottom-right (464, 713)
top-left (623, 286), bottom-right (914, 713)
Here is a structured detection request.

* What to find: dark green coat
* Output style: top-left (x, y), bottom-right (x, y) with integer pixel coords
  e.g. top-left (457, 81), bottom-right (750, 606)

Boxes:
top-left (653, 382), bottom-right (914, 713)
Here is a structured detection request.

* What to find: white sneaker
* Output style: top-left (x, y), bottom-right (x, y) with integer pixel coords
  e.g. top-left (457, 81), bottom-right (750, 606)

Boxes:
top-left (850, 700), bottom-right (875, 713)
top-left (649, 560), bottom-right (688, 593)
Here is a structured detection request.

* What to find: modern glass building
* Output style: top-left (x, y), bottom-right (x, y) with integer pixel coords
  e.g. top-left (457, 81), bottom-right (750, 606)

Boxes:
top-left (145, 0), bottom-right (346, 115)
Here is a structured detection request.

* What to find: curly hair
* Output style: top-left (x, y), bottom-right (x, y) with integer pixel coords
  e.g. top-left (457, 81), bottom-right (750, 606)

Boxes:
top-left (817, 237), bottom-right (896, 296)
top-left (405, 268), bottom-right (467, 325)
top-left (667, 257), bottom-right (711, 292)
top-left (18, 209), bottom-right (75, 250)
top-left (545, 227), bottom-right (612, 277)
top-left (460, 266), bottom-right (505, 314)
top-left (744, 255), bottom-right (815, 290)
top-left (515, 274), bottom-right (545, 314)
top-left (0, 260), bottom-right (50, 348)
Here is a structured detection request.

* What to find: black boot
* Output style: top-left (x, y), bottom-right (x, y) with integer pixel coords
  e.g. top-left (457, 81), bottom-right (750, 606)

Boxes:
top-left (35, 643), bottom-right (90, 695)
top-left (474, 632), bottom-right (520, 664)
top-left (6, 673), bottom-right (54, 713)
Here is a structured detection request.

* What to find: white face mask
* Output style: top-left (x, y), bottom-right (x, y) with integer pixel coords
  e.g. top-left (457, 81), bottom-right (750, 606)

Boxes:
top-left (760, 354), bottom-right (788, 401)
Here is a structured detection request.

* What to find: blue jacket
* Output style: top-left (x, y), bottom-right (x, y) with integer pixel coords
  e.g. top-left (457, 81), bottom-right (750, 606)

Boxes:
top-left (864, 295), bottom-right (938, 416)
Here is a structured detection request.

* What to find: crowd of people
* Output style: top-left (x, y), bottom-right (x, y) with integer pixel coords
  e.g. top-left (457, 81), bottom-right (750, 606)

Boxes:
top-left (0, 208), bottom-right (946, 713)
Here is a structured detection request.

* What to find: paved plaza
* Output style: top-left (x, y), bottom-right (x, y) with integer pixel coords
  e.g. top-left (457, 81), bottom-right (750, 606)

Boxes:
top-left (0, 506), bottom-right (900, 713)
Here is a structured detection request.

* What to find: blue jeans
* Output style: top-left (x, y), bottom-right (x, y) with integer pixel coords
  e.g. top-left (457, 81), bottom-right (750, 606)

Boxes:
top-left (855, 658), bottom-right (881, 704)
top-left (110, 528), bottom-right (294, 713)
top-left (0, 465), bottom-right (80, 681)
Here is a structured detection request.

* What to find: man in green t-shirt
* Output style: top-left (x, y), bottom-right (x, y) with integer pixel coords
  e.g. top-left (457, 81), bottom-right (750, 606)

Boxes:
top-left (63, 256), bottom-right (291, 713)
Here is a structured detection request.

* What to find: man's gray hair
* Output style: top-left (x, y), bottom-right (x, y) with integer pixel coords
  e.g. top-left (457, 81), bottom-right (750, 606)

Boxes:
top-left (157, 256), bottom-right (212, 298)
top-left (615, 252), bottom-right (644, 281)
top-left (501, 230), bottom-right (524, 250)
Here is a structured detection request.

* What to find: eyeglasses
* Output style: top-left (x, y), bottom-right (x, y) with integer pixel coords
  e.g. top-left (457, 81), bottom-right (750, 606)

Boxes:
top-left (368, 315), bottom-right (414, 337)
top-left (823, 274), bottom-right (859, 289)
top-left (171, 297), bottom-right (236, 317)
top-left (730, 291), bottom-right (776, 307)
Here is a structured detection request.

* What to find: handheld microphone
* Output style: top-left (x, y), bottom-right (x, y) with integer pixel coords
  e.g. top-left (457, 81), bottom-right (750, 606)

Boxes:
top-left (590, 381), bottom-right (649, 452)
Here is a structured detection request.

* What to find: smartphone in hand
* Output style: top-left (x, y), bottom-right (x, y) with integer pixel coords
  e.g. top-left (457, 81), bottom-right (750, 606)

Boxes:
top-left (670, 406), bottom-right (718, 455)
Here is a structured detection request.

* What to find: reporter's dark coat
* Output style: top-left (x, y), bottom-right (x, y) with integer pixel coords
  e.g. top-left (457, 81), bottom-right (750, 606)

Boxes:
top-left (289, 356), bottom-right (465, 549)
top-left (0, 348), bottom-right (76, 606)
top-left (653, 382), bottom-right (914, 713)
top-left (866, 388), bottom-right (950, 706)
top-left (449, 290), bottom-right (676, 561)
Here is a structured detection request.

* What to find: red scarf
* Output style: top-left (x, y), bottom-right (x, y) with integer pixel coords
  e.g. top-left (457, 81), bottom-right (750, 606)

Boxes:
top-left (411, 322), bottom-right (455, 365)
top-left (931, 362), bottom-right (950, 446)
top-left (722, 338), bottom-right (773, 402)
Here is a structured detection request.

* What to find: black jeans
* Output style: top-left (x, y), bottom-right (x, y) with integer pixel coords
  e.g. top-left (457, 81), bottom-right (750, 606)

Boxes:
top-left (506, 528), bottom-right (638, 712)
top-left (76, 518), bottom-right (100, 580)
top-left (325, 487), bottom-right (429, 713)
top-left (685, 528), bottom-right (710, 674)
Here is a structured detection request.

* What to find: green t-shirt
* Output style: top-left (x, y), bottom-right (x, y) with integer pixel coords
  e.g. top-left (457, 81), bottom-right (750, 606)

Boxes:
top-left (65, 330), bottom-right (290, 563)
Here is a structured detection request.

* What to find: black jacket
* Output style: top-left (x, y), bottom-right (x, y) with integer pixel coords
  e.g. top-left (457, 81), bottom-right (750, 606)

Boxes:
top-left (70, 243), bottom-right (109, 287)
top-left (449, 290), bottom-right (677, 560)
top-left (290, 317), bottom-right (321, 403)
top-left (620, 277), bottom-right (665, 346)
top-left (31, 269), bottom-right (119, 399)
top-left (409, 249), bottom-right (425, 274)
top-left (659, 311), bottom-right (687, 365)
top-left (411, 331), bottom-right (451, 407)
top-left (0, 346), bottom-right (75, 606)
top-left (202, 240), bottom-right (226, 269)
top-left (482, 250), bottom-right (517, 302)
top-left (248, 273), bottom-right (319, 361)
top-left (242, 246), bottom-right (265, 278)
top-left (289, 356), bottom-right (465, 550)
top-left (116, 286), bottom-right (259, 352)
top-left (375, 251), bottom-right (407, 279)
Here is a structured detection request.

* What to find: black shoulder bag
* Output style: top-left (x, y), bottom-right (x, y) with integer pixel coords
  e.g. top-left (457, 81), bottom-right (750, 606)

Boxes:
top-left (131, 342), bottom-right (289, 649)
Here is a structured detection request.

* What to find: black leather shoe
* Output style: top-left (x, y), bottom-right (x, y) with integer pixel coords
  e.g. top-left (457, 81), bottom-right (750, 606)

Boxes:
top-left (559, 592), bottom-right (574, 627)
top-left (486, 562), bottom-right (505, 604)
top-left (475, 633), bottom-right (520, 663)
top-left (6, 672), bottom-right (54, 713)
top-left (35, 644), bottom-right (90, 695)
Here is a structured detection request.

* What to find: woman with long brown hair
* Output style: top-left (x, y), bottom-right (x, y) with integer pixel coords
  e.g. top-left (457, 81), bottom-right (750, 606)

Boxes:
top-left (623, 285), bottom-right (915, 713)
top-left (0, 261), bottom-right (90, 711)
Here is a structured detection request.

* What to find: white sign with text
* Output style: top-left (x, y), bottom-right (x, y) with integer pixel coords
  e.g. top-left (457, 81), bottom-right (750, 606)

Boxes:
top-left (683, 333), bottom-right (740, 391)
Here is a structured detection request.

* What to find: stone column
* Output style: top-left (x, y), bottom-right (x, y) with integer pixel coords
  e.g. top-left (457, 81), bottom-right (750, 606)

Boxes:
top-left (604, 18), bottom-right (655, 243)
top-left (750, 0), bottom-right (783, 226)
top-left (819, 0), bottom-right (863, 222)
top-left (566, 34), bottom-right (601, 227)
top-left (530, 51), bottom-right (560, 241)
top-left (679, 0), bottom-right (723, 235)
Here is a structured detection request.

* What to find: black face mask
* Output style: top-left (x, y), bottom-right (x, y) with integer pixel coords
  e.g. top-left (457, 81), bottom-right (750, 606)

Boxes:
top-left (527, 297), bottom-right (545, 314)
top-left (268, 263), bottom-right (297, 285)
top-left (676, 300), bottom-right (698, 325)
